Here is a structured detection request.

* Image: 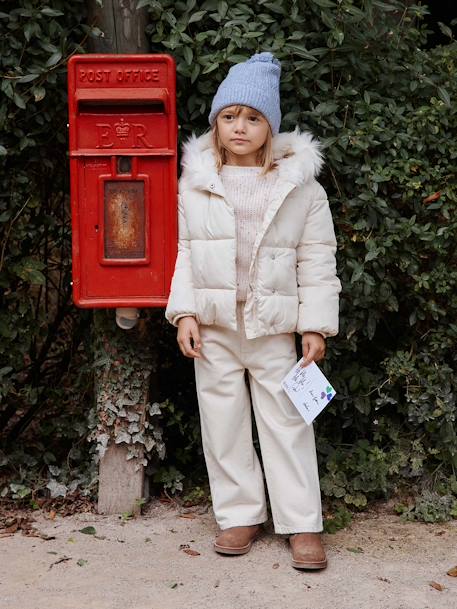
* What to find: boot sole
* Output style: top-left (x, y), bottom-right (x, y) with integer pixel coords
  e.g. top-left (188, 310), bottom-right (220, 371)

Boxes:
top-left (213, 530), bottom-right (261, 555)
top-left (291, 558), bottom-right (327, 570)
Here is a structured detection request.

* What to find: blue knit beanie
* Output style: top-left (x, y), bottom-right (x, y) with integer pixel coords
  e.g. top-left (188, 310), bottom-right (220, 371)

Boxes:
top-left (208, 51), bottom-right (282, 135)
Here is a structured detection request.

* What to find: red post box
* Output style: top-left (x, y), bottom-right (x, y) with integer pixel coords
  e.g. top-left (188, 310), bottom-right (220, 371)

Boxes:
top-left (67, 54), bottom-right (177, 308)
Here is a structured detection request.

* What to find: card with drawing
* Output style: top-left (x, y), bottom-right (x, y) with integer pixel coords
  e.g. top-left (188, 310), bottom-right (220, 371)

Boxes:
top-left (281, 359), bottom-right (336, 425)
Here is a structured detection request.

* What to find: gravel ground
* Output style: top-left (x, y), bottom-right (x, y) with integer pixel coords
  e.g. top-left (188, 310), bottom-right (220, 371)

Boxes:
top-left (1, 498), bottom-right (456, 609)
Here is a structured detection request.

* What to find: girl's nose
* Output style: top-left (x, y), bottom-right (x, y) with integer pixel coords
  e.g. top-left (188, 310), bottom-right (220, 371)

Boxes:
top-left (234, 118), bottom-right (246, 133)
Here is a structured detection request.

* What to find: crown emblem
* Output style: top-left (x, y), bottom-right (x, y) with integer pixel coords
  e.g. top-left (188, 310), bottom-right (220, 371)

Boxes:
top-left (115, 118), bottom-right (130, 140)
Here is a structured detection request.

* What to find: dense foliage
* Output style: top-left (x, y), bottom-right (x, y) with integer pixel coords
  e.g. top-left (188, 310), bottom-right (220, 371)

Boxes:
top-left (1, 0), bottom-right (456, 521)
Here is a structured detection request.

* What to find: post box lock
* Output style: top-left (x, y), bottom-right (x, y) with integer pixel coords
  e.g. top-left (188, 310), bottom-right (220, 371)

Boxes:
top-left (68, 54), bottom-right (177, 308)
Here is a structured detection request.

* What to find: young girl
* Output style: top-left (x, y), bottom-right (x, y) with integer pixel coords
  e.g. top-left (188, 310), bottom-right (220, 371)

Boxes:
top-left (165, 52), bottom-right (341, 570)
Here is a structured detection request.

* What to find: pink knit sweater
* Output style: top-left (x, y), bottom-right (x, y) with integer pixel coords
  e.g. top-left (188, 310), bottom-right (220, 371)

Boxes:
top-left (220, 164), bottom-right (278, 302)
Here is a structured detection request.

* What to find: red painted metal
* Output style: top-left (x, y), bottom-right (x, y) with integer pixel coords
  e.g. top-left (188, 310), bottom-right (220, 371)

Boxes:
top-left (67, 54), bottom-right (177, 308)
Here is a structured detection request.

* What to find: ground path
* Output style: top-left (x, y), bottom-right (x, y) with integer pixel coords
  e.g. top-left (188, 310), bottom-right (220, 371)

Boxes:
top-left (1, 498), bottom-right (456, 609)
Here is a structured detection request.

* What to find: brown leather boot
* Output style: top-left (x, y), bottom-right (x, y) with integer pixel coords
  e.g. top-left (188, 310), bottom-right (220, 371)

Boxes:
top-left (213, 524), bottom-right (262, 555)
top-left (289, 532), bottom-right (327, 569)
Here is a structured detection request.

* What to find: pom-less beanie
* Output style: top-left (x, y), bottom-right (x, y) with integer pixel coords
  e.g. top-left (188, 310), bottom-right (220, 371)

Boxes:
top-left (208, 52), bottom-right (282, 135)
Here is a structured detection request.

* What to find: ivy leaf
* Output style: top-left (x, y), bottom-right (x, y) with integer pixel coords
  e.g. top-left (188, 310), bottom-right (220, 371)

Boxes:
top-left (114, 429), bottom-right (132, 444)
top-left (46, 480), bottom-right (68, 498)
top-left (244, 31), bottom-right (264, 38)
top-left (314, 101), bottom-right (339, 115)
top-left (41, 8), bottom-right (64, 17)
top-left (38, 41), bottom-right (59, 53)
top-left (1, 79), bottom-right (14, 98)
top-left (11, 258), bottom-right (46, 285)
top-left (437, 86), bottom-right (450, 107)
top-left (284, 43), bottom-right (319, 62)
top-left (13, 92), bottom-right (26, 109)
top-left (188, 11), bottom-right (207, 24)
top-left (311, 0), bottom-right (336, 7)
top-left (33, 86), bottom-right (46, 102)
top-left (183, 46), bottom-right (193, 65)
top-left (438, 22), bottom-right (453, 39)
top-left (190, 62), bottom-right (200, 83)
top-left (202, 63), bottom-right (219, 74)
top-left (17, 73), bottom-right (40, 83)
top-left (45, 51), bottom-right (62, 68)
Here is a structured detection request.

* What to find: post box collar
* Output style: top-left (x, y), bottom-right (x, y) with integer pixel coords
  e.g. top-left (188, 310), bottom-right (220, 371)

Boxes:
top-left (179, 126), bottom-right (324, 196)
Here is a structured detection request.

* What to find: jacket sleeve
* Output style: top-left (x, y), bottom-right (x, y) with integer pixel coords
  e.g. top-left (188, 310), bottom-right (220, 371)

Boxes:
top-left (296, 184), bottom-right (341, 338)
top-left (164, 192), bottom-right (197, 327)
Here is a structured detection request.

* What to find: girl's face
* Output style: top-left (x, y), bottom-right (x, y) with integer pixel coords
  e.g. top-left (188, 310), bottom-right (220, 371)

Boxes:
top-left (216, 105), bottom-right (270, 166)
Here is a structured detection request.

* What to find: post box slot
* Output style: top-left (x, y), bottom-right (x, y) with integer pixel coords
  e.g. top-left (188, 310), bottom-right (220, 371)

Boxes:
top-left (104, 181), bottom-right (145, 259)
top-left (75, 87), bottom-right (169, 112)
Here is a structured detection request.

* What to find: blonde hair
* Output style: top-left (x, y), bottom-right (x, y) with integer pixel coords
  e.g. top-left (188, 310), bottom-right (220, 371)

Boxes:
top-left (211, 105), bottom-right (277, 177)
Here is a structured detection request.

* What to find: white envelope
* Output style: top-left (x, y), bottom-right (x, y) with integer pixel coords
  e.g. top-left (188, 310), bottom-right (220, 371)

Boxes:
top-left (281, 359), bottom-right (336, 425)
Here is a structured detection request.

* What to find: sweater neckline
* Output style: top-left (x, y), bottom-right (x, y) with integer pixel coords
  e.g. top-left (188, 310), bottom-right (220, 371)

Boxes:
top-left (220, 164), bottom-right (264, 177)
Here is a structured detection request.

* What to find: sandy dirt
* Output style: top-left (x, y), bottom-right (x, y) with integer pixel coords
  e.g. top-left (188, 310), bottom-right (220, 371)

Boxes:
top-left (1, 499), bottom-right (456, 609)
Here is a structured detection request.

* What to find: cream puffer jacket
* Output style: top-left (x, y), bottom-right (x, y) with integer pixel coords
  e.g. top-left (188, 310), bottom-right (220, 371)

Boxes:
top-left (165, 127), bottom-right (341, 340)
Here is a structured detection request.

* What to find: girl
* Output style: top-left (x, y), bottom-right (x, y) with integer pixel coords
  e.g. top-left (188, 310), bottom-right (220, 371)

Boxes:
top-left (165, 52), bottom-right (341, 570)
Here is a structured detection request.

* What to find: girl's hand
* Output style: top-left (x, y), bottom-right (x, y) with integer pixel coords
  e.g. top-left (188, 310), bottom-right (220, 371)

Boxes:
top-left (177, 316), bottom-right (202, 359)
top-left (301, 332), bottom-right (326, 367)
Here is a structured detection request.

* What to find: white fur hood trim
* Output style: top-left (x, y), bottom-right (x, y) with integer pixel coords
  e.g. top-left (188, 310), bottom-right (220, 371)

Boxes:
top-left (179, 127), bottom-right (324, 192)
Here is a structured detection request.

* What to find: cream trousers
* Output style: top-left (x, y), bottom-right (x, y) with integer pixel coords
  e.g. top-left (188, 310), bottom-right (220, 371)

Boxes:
top-left (194, 301), bottom-right (323, 534)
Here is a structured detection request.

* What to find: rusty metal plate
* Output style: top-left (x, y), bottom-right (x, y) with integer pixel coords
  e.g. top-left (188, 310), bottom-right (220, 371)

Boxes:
top-left (104, 181), bottom-right (145, 259)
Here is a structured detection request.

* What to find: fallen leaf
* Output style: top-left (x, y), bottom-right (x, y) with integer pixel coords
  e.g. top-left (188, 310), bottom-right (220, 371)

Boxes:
top-left (377, 576), bottom-right (391, 583)
top-left (422, 191), bottom-right (441, 204)
top-left (447, 566), bottom-right (457, 577)
top-left (272, 563), bottom-right (280, 569)
top-left (179, 513), bottom-right (196, 519)
top-left (3, 522), bottom-right (19, 534)
top-left (77, 558), bottom-right (88, 567)
top-left (183, 548), bottom-right (200, 556)
top-left (346, 546), bottom-right (364, 553)
top-left (24, 529), bottom-right (55, 540)
top-left (429, 581), bottom-right (445, 591)
top-left (79, 526), bottom-right (96, 535)
top-left (0, 515), bottom-right (40, 538)
top-left (49, 556), bottom-right (72, 570)
top-left (49, 510), bottom-right (56, 520)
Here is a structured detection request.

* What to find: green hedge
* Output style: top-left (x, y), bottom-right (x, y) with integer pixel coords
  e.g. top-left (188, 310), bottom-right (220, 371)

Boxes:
top-left (1, 0), bottom-right (457, 519)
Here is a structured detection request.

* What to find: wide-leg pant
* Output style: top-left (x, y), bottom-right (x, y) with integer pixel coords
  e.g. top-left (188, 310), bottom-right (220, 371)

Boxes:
top-left (193, 301), bottom-right (323, 534)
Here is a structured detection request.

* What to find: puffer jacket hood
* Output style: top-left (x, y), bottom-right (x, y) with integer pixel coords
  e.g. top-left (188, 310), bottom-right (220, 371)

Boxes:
top-left (179, 127), bottom-right (324, 195)
top-left (165, 128), bottom-right (341, 340)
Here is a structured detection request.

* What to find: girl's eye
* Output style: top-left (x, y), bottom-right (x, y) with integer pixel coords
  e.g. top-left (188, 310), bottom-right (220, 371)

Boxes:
top-left (249, 116), bottom-right (259, 122)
